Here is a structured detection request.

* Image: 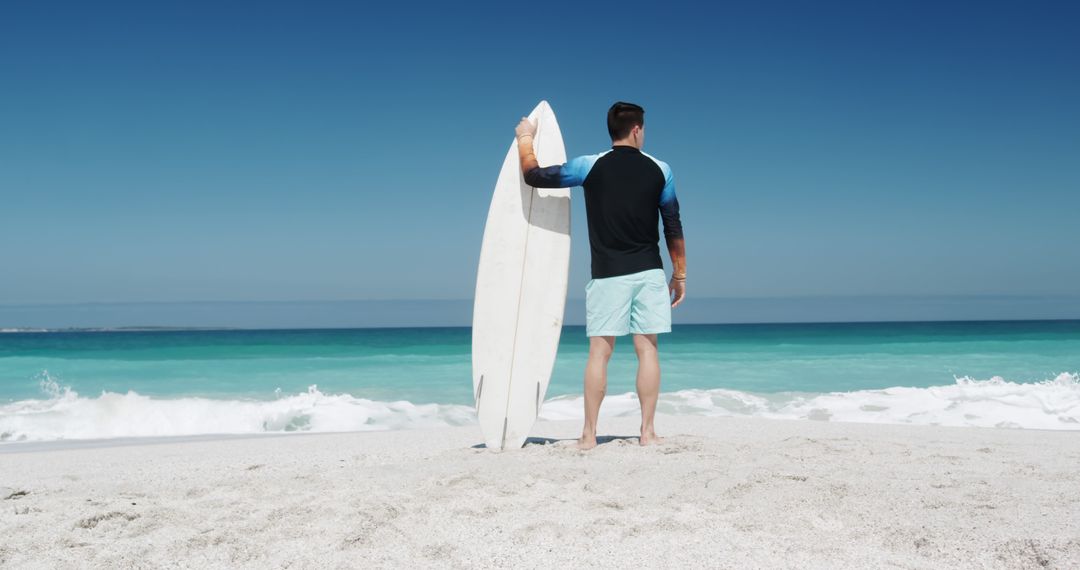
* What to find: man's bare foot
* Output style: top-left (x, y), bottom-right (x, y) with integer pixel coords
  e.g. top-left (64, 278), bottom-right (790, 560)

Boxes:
top-left (578, 434), bottom-right (597, 450)
top-left (639, 431), bottom-right (664, 446)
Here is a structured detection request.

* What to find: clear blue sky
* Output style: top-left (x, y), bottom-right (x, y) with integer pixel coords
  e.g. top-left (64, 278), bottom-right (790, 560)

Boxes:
top-left (2, 1), bottom-right (1078, 310)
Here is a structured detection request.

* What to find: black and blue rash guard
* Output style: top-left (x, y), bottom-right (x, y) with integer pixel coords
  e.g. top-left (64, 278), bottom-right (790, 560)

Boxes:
top-left (524, 145), bottom-right (683, 279)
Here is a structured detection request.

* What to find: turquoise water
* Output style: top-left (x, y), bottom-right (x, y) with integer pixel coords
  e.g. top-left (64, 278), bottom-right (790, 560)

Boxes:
top-left (1, 321), bottom-right (1079, 441)
top-left (3, 322), bottom-right (1078, 402)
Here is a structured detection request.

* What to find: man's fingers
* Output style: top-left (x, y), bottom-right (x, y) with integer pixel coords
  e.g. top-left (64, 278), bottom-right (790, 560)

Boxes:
top-left (670, 284), bottom-right (685, 308)
top-left (669, 279), bottom-right (685, 308)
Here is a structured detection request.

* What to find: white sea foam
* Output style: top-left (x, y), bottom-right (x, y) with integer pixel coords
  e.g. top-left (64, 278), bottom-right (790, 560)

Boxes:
top-left (540, 373), bottom-right (1080, 430)
top-left (0, 375), bottom-right (475, 443)
top-left (2, 373), bottom-right (1078, 443)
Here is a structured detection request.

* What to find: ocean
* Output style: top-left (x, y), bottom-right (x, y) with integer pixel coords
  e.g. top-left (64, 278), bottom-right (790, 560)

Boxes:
top-left (1, 320), bottom-right (1078, 444)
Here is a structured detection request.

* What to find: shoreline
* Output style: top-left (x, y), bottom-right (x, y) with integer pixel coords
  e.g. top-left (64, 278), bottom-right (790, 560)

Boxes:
top-left (5, 371), bottom-right (1078, 444)
top-left (1, 414), bottom-right (1076, 455)
top-left (2, 415), bottom-right (1077, 567)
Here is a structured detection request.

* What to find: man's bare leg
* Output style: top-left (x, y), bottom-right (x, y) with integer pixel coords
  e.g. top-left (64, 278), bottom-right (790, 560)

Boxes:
top-left (633, 333), bottom-right (663, 445)
top-left (580, 336), bottom-right (615, 450)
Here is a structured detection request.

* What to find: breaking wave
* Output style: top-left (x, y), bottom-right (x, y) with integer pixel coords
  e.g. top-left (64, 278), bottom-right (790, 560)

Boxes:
top-left (0, 374), bottom-right (475, 443)
top-left (542, 372), bottom-right (1080, 430)
top-left (2, 372), bottom-right (1078, 443)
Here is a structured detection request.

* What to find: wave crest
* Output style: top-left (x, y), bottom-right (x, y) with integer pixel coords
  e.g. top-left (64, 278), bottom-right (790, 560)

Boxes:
top-left (1, 375), bottom-right (475, 443)
top-left (2, 373), bottom-right (1078, 443)
top-left (541, 373), bottom-right (1080, 430)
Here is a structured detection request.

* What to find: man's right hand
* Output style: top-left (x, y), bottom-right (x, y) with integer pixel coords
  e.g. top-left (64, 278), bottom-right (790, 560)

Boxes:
top-left (515, 117), bottom-right (537, 140)
top-left (669, 278), bottom-right (685, 308)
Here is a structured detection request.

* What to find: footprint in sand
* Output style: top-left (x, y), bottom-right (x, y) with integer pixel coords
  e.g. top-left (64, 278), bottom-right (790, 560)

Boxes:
top-left (75, 511), bottom-right (140, 530)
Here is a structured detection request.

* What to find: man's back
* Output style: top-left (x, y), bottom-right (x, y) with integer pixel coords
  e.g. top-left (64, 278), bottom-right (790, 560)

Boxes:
top-left (524, 146), bottom-right (682, 279)
top-left (580, 146), bottom-right (680, 279)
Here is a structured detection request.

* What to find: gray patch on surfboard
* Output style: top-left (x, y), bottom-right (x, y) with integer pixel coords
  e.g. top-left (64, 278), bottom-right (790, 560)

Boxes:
top-left (475, 375), bottom-right (484, 405)
top-left (500, 417), bottom-right (508, 451)
top-left (535, 381), bottom-right (541, 416)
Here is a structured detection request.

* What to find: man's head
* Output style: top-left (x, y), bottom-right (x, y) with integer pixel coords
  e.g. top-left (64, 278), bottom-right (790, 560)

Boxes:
top-left (607, 101), bottom-right (645, 148)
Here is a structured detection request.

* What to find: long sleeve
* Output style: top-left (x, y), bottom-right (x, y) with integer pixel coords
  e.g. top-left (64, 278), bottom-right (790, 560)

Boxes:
top-left (521, 154), bottom-right (599, 189)
top-left (658, 166), bottom-right (683, 239)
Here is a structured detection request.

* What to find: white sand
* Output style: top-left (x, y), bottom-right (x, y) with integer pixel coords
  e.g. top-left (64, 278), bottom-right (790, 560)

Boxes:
top-left (2, 415), bottom-right (1078, 569)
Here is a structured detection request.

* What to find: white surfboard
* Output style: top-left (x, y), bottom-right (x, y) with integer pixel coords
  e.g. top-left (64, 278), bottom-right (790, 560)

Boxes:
top-left (472, 101), bottom-right (571, 451)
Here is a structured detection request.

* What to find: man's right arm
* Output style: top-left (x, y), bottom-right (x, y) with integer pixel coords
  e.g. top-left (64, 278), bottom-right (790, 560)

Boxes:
top-left (516, 118), bottom-right (592, 188)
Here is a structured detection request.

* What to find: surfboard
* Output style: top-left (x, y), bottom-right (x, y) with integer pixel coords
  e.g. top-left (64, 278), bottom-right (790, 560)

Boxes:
top-left (472, 101), bottom-right (571, 451)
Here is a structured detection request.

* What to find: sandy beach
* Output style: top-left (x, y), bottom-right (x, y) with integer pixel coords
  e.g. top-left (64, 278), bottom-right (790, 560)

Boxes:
top-left (1, 415), bottom-right (1078, 569)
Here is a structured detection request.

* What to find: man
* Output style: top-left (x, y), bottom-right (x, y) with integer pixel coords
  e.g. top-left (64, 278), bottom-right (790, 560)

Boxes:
top-left (515, 101), bottom-right (686, 450)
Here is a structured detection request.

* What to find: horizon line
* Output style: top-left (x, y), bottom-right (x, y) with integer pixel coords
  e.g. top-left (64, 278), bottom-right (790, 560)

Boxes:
top-left (4, 293), bottom-right (1080, 308)
top-left (4, 317), bottom-right (1080, 334)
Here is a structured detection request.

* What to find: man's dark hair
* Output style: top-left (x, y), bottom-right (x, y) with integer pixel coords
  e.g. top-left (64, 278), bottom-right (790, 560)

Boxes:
top-left (607, 101), bottom-right (645, 140)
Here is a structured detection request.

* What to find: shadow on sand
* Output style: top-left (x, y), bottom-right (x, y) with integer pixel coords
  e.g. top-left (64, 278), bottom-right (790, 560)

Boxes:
top-left (471, 435), bottom-right (640, 450)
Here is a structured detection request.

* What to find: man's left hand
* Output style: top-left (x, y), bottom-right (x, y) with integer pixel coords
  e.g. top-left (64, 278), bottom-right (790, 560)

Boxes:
top-left (669, 279), bottom-right (685, 308)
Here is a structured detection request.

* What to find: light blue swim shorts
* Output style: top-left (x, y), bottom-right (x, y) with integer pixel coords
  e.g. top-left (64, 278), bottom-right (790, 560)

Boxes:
top-left (585, 268), bottom-right (672, 337)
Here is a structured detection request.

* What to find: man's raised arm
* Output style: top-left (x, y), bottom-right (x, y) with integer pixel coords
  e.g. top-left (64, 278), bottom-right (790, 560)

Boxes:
top-left (515, 117), bottom-right (590, 189)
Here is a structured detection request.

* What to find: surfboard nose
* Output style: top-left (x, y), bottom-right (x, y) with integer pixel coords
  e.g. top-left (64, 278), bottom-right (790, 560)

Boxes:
top-left (531, 100), bottom-right (551, 118)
